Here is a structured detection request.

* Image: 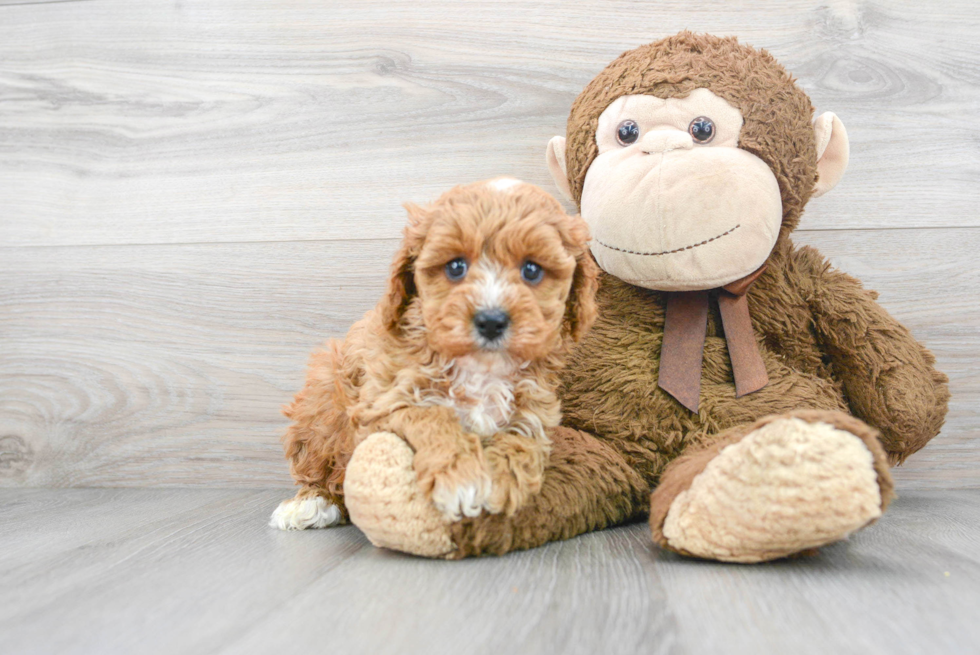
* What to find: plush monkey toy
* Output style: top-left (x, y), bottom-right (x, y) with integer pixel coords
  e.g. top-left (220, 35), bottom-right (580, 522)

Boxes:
top-left (340, 32), bottom-right (949, 562)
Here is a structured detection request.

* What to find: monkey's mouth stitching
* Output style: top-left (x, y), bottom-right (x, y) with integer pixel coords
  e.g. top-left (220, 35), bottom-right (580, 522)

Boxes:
top-left (593, 224), bottom-right (740, 257)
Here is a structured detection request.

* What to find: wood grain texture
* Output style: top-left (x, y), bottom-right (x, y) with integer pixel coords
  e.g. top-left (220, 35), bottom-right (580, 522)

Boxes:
top-left (0, 488), bottom-right (977, 655)
top-left (0, 0), bottom-right (91, 6)
top-left (1, 228), bottom-right (977, 488)
top-left (0, 0), bottom-right (977, 490)
top-left (1, 0), bottom-right (978, 248)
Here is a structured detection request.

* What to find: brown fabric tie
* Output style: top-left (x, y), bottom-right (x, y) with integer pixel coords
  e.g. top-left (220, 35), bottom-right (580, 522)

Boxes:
top-left (657, 266), bottom-right (769, 413)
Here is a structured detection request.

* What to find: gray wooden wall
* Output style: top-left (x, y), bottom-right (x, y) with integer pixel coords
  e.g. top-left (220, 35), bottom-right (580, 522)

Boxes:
top-left (1, 0), bottom-right (977, 489)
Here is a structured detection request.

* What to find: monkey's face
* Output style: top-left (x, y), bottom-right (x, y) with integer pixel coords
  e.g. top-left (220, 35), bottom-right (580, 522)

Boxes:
top-left (578, 88), bottom-right (782, 291)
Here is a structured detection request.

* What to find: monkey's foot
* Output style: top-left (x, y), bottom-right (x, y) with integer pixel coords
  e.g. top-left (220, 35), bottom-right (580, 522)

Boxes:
top-left (651, 411), bottom-right (894, 563)
top-left (344, 432), bottom-right (456, 558)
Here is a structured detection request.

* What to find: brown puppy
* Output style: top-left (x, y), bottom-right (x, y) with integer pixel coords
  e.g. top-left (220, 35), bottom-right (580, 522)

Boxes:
top-left (271, 178), bottom-right (598, 529)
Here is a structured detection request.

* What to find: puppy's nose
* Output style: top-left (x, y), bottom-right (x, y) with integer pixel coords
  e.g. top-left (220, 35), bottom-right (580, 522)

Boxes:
top-left (473, 309), bottom-right (510, 341)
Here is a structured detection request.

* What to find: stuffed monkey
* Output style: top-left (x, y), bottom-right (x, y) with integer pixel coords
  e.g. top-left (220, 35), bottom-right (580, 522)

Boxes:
top-left (339, 32), bottom-right (950, 562)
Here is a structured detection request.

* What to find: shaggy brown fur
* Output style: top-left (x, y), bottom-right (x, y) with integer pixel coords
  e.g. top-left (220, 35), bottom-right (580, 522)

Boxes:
top-left (280, 181), bottom-right (598, 522)
top-left (444, 32), bottom-right (949, 557)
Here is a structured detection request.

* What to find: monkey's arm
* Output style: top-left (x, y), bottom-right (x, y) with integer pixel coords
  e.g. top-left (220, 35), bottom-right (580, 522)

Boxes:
top-left (802, 249), bottom-right (949, 464)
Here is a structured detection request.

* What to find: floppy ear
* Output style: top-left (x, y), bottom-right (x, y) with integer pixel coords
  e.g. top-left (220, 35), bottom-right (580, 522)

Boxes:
top-left (562, 218), bottom-right (600, 342)
top-left (812, 112), bottom-right (849, 198)
top-left (380, 203), bottom-right (428, 333)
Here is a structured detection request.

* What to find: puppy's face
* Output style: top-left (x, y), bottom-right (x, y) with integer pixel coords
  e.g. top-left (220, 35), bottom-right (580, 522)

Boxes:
top-left (385, 179), bottom-right (598, 362)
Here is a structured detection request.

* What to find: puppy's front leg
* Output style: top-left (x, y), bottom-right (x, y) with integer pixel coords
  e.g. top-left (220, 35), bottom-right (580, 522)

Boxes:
top-left (484, 433), bottom-right (550, 516)
top-left (376, 406), bottom-right (491, 521)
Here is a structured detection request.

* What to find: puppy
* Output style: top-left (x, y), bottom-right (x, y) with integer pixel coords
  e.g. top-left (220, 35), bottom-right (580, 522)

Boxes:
top-left (271, 178), bottom-right (598, 530)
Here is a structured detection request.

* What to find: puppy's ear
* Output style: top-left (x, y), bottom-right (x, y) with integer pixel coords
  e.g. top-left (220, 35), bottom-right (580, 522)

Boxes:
top-left (563, 217), bottom-right (600, 342)
top-left (381, 203), bottom-right (430, 333)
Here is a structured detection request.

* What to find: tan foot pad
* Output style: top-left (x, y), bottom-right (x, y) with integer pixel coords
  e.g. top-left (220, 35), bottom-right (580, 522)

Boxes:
top-left (344, 432), bottom-right (456, 558)
top-left (662, 418), bottom-right (882, 563)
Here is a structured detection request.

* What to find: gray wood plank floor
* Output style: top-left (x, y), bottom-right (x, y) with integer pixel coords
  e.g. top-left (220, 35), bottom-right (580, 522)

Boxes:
top-left (1, 488), bottom-right (978, 655)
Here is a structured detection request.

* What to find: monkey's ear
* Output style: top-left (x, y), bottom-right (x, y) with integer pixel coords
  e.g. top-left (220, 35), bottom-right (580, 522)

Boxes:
top-left (812, 112), bottom-right (849, 198)
top-left (546, 136), bottom-right (574, 202)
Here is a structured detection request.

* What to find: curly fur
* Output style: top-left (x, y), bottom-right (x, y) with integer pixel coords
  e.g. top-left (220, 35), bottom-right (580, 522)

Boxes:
top-left (276, 179), bottom-right (599, 524)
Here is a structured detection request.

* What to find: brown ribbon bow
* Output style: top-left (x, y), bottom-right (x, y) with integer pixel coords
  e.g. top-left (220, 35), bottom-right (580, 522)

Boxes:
top-left (657, 265), bottom-right (769, 413)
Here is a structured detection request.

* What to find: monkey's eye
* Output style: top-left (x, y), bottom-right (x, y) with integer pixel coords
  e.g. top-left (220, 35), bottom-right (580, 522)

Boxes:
top-left (445, 257), bottom-right (468, 282)
top-left (616, 120), bottom-right (640, 146)
top-left (689, 116), bottom-right (715, 144)
top-left (521, 260), bottom-right (544, 285)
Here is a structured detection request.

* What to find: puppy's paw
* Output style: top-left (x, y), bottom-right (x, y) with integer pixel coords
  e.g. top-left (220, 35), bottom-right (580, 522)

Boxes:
top-left (418, 455), bottom-right (492, 522)
top-left (432, 477), bottom-right (492, 522)
top-left (484, 441), bottom-right (547, 516)
top-left (269, 496), bottom-right (344, 530)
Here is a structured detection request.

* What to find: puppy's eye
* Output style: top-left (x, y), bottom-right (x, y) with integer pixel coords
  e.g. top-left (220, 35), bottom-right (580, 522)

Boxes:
top-left (689, 116), bottom-right (715, 143)
top-left (616, 120), bottom-right (640, 146)
top-left (520, 260), bottom-right (544, 285)
top-left (444, 257), bottom-right (468, 282)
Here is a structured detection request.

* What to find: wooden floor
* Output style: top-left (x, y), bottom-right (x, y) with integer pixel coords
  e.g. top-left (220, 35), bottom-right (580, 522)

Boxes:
top-left (0, 488), bottom-right (978, 655)
top-left (2, 1), bottom-right (979, 653)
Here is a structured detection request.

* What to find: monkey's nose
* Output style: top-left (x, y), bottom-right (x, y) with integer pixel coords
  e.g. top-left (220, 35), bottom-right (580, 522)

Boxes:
top-left (641, 130), bottom-right (694, 154)
top-left (473, 309), bottom-right (510, 341)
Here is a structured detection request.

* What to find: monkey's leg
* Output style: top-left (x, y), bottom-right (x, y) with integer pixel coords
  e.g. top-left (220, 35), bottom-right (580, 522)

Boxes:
top-left (649, 410), bottom-right (894, 563)
top-left (344, 427), bottom-right (649, 558)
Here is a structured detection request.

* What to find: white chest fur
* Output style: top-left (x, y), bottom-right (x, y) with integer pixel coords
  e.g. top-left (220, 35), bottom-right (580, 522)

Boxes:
top-left (445, 355), bottom-right (517, 437)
